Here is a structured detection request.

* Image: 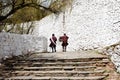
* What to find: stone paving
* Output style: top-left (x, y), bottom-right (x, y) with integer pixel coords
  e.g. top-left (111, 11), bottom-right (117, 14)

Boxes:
top-left (27, 50), bottom-right (120, 80)
top-left (29, 50), bottom-right (107, 59)
top-left (0, 50), bottom-right (120, 80)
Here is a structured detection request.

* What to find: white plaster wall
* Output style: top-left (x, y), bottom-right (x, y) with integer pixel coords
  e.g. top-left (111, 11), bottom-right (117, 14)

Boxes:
top-left (32, 0), bottom-right (120, 52)
top-left (0, 32), bottom-right (47, 60)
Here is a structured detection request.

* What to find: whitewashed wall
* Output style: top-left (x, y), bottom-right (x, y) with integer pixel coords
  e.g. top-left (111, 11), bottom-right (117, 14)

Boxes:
top-left (32, 0), bottom-right (120, 52)
top-left (0, 32), bottom-right (47, 60)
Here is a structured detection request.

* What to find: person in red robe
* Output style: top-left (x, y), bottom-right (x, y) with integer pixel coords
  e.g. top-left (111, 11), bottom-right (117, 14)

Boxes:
top-left (49, 34), bottom-right (57, 52)
top-left (59, 33), bottom-right (69, 52)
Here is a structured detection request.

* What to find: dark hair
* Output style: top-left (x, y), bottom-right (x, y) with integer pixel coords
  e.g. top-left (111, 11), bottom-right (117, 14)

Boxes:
top-left (52, 34), bottom-right (55, 36)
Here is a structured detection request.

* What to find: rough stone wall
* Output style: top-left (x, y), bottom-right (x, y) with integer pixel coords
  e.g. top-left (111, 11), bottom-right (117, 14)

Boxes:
top-left (32, 0), bottom-right (120, 52)
top-left (0, 32), bottom-right (47, 60)
top-left (102, 43), bottom-right (120, 73)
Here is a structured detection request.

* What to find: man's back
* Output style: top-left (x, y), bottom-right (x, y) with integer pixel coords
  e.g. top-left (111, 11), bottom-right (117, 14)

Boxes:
top-left (51, 36), bottom-right (57, 43)
top-left (62, 35), bottom-right (68, 43)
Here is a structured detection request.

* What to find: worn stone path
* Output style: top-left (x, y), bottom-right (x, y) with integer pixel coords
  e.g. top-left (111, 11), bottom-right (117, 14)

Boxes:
top-left (0, 50), bottom-right (120, 80)
top-left (29, 51), bottom-right (106, 59)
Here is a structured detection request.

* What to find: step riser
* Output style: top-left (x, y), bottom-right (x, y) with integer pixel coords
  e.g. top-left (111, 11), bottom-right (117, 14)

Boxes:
top-left (19, 58), bottom-right (108, 62)
top-left (5, 77), bottom-right (105, 80)
top-left (12, 62), bottom-right (108, 67)
top-left (4, 66), bottom-right (97, 71)
top-left (24, 68), bottom-right (96, 71)
top-left (11, 72), bottom-right (104, 77)
top-left (5, 68), bottom-right (96, 71)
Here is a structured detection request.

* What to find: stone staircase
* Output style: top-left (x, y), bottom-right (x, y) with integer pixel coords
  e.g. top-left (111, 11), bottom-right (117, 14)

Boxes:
top-left (0, 52), bottom-right (115, 80)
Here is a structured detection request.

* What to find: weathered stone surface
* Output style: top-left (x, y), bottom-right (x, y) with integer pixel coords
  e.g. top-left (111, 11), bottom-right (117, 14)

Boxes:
top-left (0, 32), bottom-right (47, 60)
top-left (2, 51), bottom-right (118, 80)
top-left (102, 42), bottom-right (120, 73)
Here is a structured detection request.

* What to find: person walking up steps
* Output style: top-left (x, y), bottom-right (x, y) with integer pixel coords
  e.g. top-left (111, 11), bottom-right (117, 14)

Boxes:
top-left (49, 34), bottom-right (57, 53)
top-left (59, 33), bottom-right (69, 52)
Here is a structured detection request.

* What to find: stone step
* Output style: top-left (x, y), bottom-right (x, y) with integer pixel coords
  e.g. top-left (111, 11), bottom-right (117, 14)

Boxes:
top-left (11, 70), bottom-right (105, 77)
top-left (12, 60), bottom-right (109, 67)
top-left (1, 53), bottom-right (111, 80)
top-left (23, 66), bottom-right (97, 71)
top-left (10, 66), bottom-right (96, 71)
top-left (5, 76), bottom-right (106, 80)
top-left (24, 57), bottom-right (108, 62)
top-left (32, 60), bottom-right (108, 66)
top-left (12, 70), bottom-right (105, 74)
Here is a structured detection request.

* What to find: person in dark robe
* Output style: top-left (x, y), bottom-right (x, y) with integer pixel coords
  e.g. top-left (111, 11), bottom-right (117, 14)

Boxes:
top-left (49, 34), bottom-right (57, 52)
top-left (59, 33), bottom-right (69, 52)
